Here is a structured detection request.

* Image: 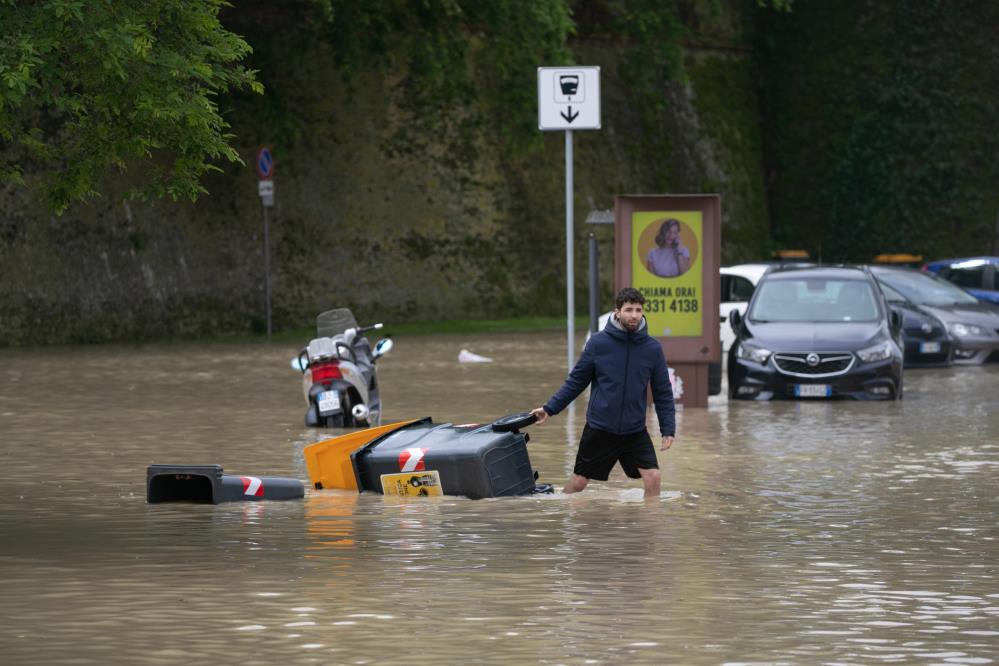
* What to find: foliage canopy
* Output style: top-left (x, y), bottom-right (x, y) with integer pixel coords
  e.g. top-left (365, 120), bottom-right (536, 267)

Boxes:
top-left (0, 0), bottom-right (262, 213)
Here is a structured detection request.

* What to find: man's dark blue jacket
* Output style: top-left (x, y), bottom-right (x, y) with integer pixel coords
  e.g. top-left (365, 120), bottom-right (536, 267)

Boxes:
top-left (543, 316), bottom-right (675, 436)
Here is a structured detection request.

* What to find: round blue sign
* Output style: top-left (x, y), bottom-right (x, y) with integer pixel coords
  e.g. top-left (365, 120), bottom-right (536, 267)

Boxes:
top-left (256, 147), bottom-right (274, 180)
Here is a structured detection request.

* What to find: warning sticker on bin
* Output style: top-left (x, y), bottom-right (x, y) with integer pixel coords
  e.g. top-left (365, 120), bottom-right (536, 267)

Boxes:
top-left (398, 447), bottom-right (428, 472)
top-left (380, 471), bottom-right (443, 497)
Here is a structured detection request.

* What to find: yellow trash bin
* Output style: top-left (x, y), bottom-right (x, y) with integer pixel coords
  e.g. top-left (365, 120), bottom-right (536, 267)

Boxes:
top-left (304, 419), bottom-right (422, 490)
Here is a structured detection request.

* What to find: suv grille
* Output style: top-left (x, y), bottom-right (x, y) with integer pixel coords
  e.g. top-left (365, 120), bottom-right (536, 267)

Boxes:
top-left (773, 352), bottom-right (854, 377)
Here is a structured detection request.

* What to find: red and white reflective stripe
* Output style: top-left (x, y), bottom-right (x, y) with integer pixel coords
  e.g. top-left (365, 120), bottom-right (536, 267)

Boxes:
top-left (398, 448), bottom-right (427, 472)
top-left (241, 476), bottom-right (264, 497)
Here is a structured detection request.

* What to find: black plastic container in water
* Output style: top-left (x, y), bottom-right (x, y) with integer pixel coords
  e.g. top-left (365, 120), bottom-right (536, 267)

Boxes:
top-left (146, 464), bottom-right (305, 504)
top-left (351, 418), bottom-right (539, 499)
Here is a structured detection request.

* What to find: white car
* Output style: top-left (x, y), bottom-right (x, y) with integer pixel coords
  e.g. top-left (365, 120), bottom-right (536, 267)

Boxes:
top-left (719, 264), bottom-right (770, 355)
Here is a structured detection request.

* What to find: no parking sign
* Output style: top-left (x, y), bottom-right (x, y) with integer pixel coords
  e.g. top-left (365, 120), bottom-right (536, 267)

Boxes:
top-left (256, 147), bottom-right (275, 207)
top-left (256, 147), bottom-right (274, 180)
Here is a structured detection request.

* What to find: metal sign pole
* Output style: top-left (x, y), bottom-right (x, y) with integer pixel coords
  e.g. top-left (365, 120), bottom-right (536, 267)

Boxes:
top-left (263, 204), bottom-right (272, 340)
top-left (537, 67), bottom-right (599, 372)
top-left (565, 129), bottom-right (574, 372)
top-left (588, 232), bottom-right (598, 333)
top-left (255, 147), bottom-right (275, 341)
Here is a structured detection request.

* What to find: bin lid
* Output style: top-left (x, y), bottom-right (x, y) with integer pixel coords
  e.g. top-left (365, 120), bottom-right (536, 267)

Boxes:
top-left (490, 412), bottom-right (537, 433)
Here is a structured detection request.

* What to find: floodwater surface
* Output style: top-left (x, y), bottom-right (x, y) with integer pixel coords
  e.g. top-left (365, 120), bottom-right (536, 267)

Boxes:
top-left (1, 332), bottom-right (998, 664)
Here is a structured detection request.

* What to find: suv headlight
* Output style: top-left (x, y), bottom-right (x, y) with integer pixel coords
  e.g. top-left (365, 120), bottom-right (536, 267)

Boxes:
top-left (735, 342), bottom-right (772, 364)
top-left (857, 341), bottom-right (894, 362)
top-left (949, 322), bottom-right (984, 337)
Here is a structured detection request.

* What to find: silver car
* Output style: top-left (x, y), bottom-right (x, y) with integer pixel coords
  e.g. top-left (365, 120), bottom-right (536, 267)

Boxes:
top-left (871, 266), bottom-right (999, 364)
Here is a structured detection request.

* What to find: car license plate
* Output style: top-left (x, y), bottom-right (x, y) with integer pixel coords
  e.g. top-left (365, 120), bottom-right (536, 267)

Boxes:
top-left (919, 342), bottom-right (941, 353)
top-left (318, 390), bottom-right (341, 413)
top-left (794, 384), bottom-right (831, 398)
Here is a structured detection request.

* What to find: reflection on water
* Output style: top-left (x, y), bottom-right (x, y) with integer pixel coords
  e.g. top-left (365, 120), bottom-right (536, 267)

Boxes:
top-left (1, 336), bottom-right (998, 664)
top-left (305, 493), bottom-right (359, 550)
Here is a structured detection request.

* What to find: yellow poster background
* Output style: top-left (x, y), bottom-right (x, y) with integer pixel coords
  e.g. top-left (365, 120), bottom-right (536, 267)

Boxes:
top-left (632, 211), bottom-right (704, 337)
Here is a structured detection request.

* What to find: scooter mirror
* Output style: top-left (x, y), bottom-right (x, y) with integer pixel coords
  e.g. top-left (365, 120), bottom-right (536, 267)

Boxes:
top-left (373, 337), bottom-right (394, 359)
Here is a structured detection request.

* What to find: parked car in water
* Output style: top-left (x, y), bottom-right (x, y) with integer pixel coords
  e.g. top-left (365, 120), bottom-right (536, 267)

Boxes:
top-left (870, 265), bottom-right (999, 364)
top-left (922, 257), bottom-right (999, 304)
top-left (869, 271), bottom-right (953, 367)
top-left (728, 266), bottom-right (904, 400)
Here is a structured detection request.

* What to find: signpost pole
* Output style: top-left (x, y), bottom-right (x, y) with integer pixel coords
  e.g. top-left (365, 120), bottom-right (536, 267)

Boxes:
top-left (565, 129), bottom-right (575, 372)
top-left (588, 233), bottom-right (598, 333)
top-left (537, 67), bottom-right (599, 372)
top-left (263, 205), bottom-right (272, 340)
top-left (255, 146), bottom-right (275, 341)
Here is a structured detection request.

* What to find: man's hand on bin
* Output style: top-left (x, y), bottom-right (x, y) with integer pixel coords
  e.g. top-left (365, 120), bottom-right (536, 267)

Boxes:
top-left (530, 407), bottom-right (548, 425)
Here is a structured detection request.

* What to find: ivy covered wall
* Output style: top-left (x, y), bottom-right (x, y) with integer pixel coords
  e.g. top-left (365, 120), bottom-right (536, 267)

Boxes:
top-left (0, 1), bottom-right (803, 344)
top-left (757, 0), bottom-right (999, 261)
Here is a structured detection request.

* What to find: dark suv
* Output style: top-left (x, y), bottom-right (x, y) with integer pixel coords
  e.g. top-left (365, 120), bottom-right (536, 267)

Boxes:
top-left (728, 266), bottom-right (904, 400)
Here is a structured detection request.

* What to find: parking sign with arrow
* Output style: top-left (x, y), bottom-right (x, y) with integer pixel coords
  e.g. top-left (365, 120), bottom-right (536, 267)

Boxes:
top-left (537, 67), bottom-right (601, 131)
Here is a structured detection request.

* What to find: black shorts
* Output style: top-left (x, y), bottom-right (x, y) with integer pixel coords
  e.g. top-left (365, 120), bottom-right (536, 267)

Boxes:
top-left (573, 424), bottom-right (659, 481)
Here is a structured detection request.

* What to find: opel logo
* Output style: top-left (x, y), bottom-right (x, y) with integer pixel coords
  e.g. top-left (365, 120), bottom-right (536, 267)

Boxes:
top-left (806, 353), bottom-right (821, 366)
top-left (921, 322), bottom-right (933, 334)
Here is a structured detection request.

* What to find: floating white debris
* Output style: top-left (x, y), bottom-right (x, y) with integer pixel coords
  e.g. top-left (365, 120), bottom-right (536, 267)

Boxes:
top-left (458, 349), bottom-right (493, 363)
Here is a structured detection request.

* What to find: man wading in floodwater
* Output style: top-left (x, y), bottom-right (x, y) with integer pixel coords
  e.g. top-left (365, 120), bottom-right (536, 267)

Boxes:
top-left (531, 287), bottom-right (676, 498)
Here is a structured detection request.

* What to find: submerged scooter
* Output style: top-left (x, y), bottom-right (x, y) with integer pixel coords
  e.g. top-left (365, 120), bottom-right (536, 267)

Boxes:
top-left (297, 308), bottom-right (393, 428)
